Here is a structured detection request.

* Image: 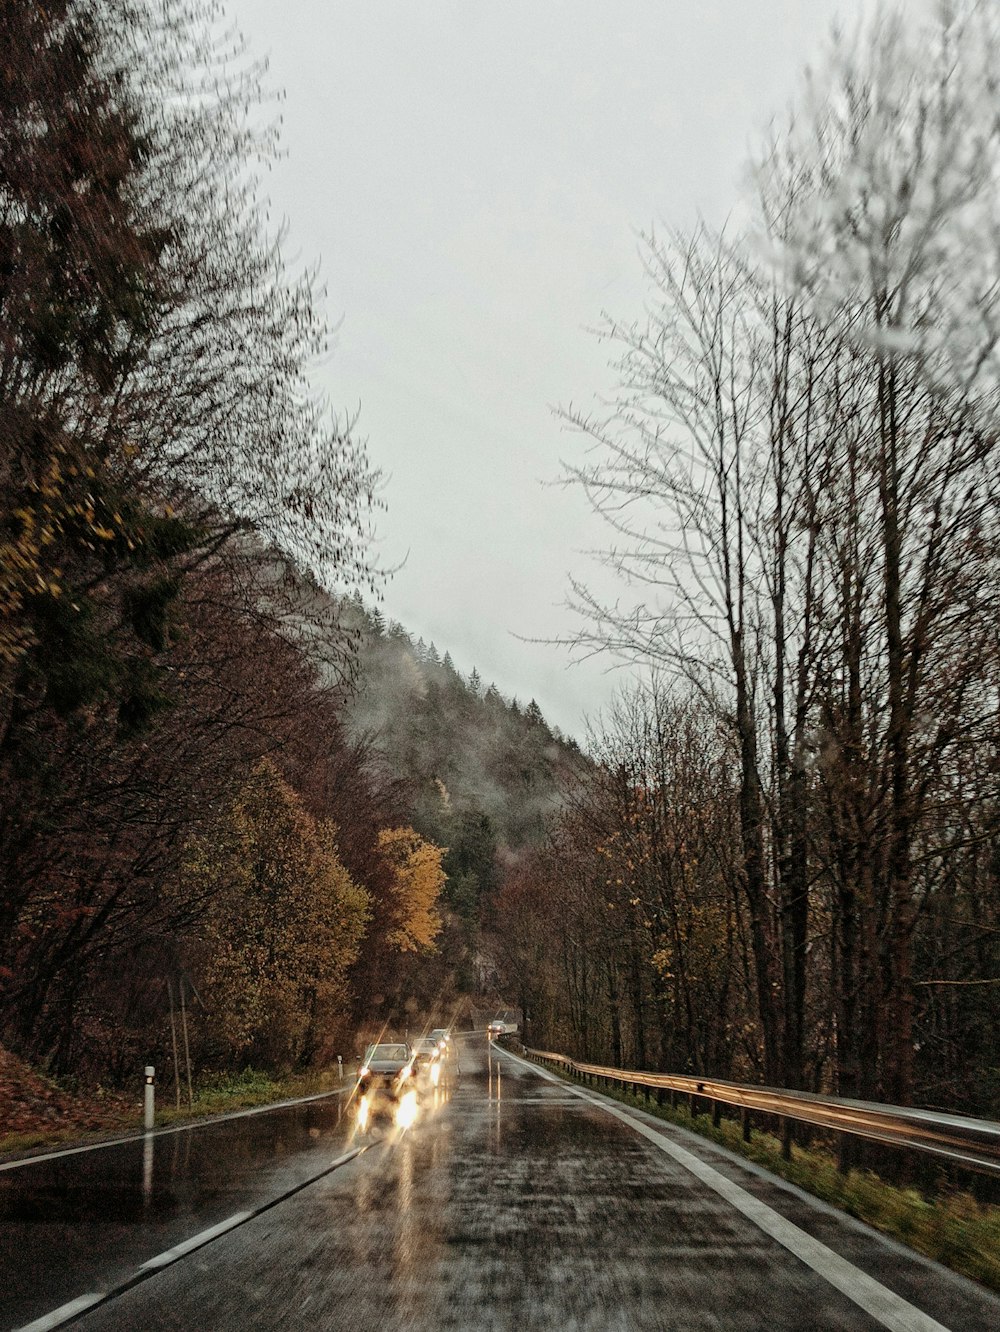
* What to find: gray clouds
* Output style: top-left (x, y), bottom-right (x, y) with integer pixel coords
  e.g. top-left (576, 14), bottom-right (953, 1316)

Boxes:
top-left (225, 0), bottom-right (871, 739)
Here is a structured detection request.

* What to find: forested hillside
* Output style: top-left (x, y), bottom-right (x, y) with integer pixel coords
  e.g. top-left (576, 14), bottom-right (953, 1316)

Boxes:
top-left (345, 597), bottom-right (583, 843)
top-left (340, 597), bottom-right (587, 998)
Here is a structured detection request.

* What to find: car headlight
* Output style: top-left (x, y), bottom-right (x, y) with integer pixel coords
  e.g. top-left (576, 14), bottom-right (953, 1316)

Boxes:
top-left (359, 1067), bottom-right (369, 1078)
top-left (395, 1089), bottom-right (418, 1130)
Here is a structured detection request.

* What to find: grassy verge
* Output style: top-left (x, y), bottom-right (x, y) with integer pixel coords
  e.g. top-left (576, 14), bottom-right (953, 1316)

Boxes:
top-left (528, 1055), bottom-right (1000, 1294)
top-left (0, 1063), bottom-right (355, 1162)
top-left (154, 1064), bottom-right (353, 1126)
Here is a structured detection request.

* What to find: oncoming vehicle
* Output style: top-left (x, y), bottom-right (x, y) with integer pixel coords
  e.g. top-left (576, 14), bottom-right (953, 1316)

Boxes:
top-left (355, 1042), bottom-right (417, 1130)
top-left (428, 1027), bottom-right (450, 1052)
top-left (411, 1037), bottom-right (444, 1088)
top-left (487, 1011), bottom-right (519, 1040)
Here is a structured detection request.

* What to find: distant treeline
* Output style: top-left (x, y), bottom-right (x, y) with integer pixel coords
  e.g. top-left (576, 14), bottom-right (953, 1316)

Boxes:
top-left (342, 598), bottom-right (588, 996)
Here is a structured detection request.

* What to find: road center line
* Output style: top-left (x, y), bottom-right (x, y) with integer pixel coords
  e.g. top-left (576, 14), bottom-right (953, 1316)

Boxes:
top-left (138, 1212), bottom-right (255, 1270)
top-left (498, 1046), bottom-right (952, 1332)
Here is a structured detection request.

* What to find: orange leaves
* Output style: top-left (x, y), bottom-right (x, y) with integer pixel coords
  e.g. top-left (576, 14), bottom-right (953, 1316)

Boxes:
top-left (377, 825), bottom-right (445, 954)
top-left (182, 760), bottom-right (369, 1061)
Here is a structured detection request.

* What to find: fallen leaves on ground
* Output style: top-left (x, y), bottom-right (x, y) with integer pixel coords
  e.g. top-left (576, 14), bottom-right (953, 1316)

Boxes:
top-left (0, 1044), bottom-right (134, 1146)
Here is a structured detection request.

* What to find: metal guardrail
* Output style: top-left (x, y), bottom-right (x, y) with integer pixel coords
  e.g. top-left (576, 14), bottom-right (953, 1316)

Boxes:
top-left (518, 1045), bottom-right (1000, 1178)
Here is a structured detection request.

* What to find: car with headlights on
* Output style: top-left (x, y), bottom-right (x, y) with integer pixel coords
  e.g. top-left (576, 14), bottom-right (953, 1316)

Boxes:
top-left (411, 1037), bottom-right (444, 1088)
top-left (357, 1041), bottom-right (413, 1092)
top-left (355, 1042), bottom-right (416, 1129)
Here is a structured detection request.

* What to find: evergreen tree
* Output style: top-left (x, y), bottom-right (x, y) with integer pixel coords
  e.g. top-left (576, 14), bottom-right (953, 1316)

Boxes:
top-left (525, 699), bottom-right (547, 730)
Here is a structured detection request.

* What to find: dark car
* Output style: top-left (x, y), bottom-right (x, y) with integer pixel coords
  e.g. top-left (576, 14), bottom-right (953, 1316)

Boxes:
top-left (412, 1036), bottom-right (440, 1066)
top-left (357, 1042), bottom-right (413, 1096)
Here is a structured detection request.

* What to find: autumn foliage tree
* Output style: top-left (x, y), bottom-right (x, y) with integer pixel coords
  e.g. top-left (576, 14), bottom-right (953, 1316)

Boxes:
top-left (0, 1), bottom-right (385, 1080)
top-left (0, 0), bottom-right (200, 726)
top-left (376, 826), bottom-right (445, 954)
top-left (182, 761), bottom-right (368, 1068)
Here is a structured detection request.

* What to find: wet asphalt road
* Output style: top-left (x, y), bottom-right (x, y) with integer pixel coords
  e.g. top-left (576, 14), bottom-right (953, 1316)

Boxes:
top-left (0, 1088), bottom-right (356, 1330)
top-left (3, 1035), bottom-right (1000, 1331)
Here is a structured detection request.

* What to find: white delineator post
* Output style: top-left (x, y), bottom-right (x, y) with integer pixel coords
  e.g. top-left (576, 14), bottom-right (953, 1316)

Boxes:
top-left (144, 1065), bottom-right (155, 1131)
top-left (337, 1055), bottom-right (343, 1081)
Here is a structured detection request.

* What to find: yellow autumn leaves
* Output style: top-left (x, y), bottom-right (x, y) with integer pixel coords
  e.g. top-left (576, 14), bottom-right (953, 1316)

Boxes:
top-left (377, 825), bottom-right (445, 953)
top-left (180, 761), bottom-right (444, 1065)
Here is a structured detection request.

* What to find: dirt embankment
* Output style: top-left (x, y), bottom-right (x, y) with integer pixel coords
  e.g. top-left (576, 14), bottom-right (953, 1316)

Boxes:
top-left (0, 1044), bottom-right (133, 1145)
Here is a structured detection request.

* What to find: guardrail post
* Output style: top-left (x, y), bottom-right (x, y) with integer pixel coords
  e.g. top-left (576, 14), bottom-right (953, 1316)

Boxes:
top-left (781, 1118), bottom-right (793, 1161)
top-left (712, 1100), bottom-right (722, 1129)
top-left (741, 1108), bottom-right (751, 1143)
top-left (837, 1133), bottom-right (853, 1175)
top-left (657, 1088), bottom-right (666, 1107)
top-left (689, 1092), bottom-right (700, 1119)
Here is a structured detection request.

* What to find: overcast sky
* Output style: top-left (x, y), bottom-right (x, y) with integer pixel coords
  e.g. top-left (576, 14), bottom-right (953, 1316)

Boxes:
top-left (228, 0), bottom-right (869, 740)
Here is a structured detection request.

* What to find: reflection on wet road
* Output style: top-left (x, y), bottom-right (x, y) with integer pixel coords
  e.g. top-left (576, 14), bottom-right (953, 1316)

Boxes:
top-left (4, 1036), bottom-right (1000, 1331)
top-left (0, 1089), bottom-right (355, 1329)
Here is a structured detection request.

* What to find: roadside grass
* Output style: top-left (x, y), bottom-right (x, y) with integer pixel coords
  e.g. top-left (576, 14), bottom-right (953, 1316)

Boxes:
top-left (0, 1128), bottom-right (76, 1157)
top-left (154, 1064), bottom-right (352, 1125)
top-left (0, 1063), bottom-right (356, 1162)
top-left (530, 1056), bottom-right (1000, 1294)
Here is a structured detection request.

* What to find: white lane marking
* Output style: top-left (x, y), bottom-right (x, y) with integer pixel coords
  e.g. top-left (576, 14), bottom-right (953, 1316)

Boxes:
top-left (0, 1086), bottom-right (349, 1172)
top-left (498, 1047), bottom-right (952, 1332)
top-left (139, 1212), bottom-right (253, 1269)
top-left (15, 1294), bottom-right (105, 1332)
top-left (135, 1146), bottom-right (365, 1272)
top-left (11, 1143), bottom-right (371, 1332)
